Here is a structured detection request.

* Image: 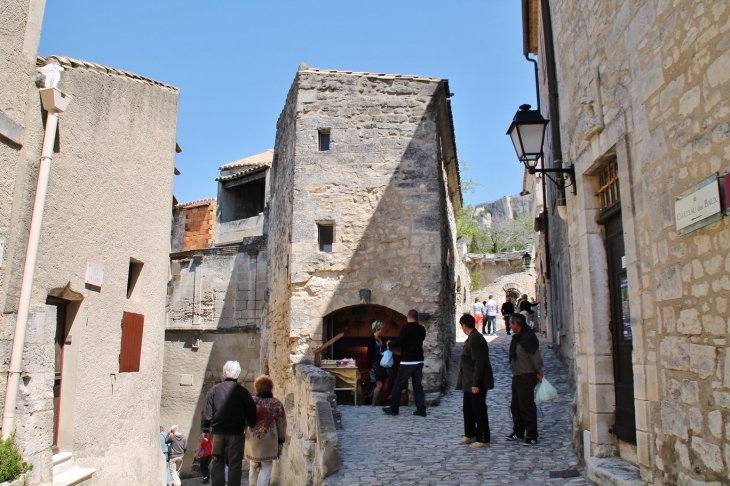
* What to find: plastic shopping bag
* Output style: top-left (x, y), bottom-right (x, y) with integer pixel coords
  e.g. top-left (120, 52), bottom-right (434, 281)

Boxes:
top-left (536, 377), bottom-right (558, 402)
top-left (380, 349), bottom-right (394, 368)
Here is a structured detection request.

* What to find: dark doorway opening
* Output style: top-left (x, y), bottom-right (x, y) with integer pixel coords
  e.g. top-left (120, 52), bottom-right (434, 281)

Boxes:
top-left (600, 204), bottom-right (636, 444)
top-left (46, 296), bottom-right (69, 454)
top-left (323, 305), bottom-right (407, 405)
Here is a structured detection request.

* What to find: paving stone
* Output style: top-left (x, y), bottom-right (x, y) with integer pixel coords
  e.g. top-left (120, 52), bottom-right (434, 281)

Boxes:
top-left (322, 332), bottom-right (591, 485)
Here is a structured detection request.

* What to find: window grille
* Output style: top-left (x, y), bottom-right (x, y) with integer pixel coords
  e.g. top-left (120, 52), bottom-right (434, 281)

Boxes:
top-left (596, 158), bottom-right (620, 210)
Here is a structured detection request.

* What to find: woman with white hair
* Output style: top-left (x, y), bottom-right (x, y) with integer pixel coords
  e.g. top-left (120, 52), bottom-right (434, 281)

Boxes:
top-left (367, 320), bottom-right (389, 406)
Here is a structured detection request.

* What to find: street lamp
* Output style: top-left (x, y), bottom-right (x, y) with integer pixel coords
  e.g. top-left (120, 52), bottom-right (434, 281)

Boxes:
top-left (507, 104), bottom-right (577, 194)
top-left (521, 252), bottom-right (532, 268)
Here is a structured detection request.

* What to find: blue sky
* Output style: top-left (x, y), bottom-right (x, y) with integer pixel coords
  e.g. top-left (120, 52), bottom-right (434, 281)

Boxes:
top-left (39, 1), bottom-right (536, 207)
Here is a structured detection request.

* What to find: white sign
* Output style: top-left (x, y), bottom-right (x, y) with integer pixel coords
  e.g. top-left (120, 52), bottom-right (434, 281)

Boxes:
top-left (85, 262), bottom-right (104, 287)
top-left (675, 177), bottom-right (721, 233)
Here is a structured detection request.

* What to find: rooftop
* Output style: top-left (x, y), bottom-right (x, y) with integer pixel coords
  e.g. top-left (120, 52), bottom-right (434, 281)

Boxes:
top-left (175, 198), bottom-right (216, 210)
top-left (37, 55), bottom-right (178, 92)
top-left (219, 149), bottom-right (274, 171)
top-left (297, 63), bottom-right (442, 83)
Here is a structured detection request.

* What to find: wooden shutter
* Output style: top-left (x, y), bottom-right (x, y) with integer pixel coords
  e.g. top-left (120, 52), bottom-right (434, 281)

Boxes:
top-left (120, 312), bottom-right (144, 372)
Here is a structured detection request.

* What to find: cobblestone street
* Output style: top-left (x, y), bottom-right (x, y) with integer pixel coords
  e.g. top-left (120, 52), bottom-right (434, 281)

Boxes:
top-left (323, 330), bottom-right (591, 486)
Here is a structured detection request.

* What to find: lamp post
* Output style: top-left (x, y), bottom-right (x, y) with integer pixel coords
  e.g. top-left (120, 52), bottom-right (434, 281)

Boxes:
top-left (506, 104), bottom-right (577, 194)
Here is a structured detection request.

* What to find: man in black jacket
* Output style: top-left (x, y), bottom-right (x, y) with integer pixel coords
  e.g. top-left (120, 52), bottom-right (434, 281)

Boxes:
top-left (202, 360), bottom-right (257, 486)
top-left (501, 298), bottom-right (515, 335)
top-left (383, 309), bottom-right (428, 417)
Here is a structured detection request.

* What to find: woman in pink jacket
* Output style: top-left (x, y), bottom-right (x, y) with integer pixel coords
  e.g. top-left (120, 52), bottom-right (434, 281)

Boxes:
top-left (245, 376), bottom-right (287, 486)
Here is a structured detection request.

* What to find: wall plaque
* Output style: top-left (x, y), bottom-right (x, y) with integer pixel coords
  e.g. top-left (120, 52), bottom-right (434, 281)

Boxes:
top-left (85, 262), bottom-right (104, 287)
top-left (675, 174), bottom-right (722, 236)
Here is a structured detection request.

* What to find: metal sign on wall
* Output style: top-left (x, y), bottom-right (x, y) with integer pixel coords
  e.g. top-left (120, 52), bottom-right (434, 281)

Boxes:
top-left (675, 173), bottom-right (723, 236)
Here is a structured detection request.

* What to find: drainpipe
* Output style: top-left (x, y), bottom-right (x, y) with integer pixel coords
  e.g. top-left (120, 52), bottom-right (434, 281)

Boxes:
top-left (2, 68), bottom-right (71, 440)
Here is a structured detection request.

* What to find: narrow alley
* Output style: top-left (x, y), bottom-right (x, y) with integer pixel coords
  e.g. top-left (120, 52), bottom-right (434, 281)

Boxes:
top-left (323, 330), bottom-right (590, 485)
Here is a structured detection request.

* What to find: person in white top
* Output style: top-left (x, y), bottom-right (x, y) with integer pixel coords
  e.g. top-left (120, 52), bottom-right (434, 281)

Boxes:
top-left (472, 298), bottom-right (485, 334)
top-left (484, 295), bottom-right (499, 336)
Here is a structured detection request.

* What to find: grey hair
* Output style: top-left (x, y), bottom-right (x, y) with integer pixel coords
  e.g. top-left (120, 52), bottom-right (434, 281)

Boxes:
top-left (171, 424), bottom-right (179, 432)
top-left (371, 320), bottom-right (384, 332)
top-left (222, 360), bottom-right (242, 380)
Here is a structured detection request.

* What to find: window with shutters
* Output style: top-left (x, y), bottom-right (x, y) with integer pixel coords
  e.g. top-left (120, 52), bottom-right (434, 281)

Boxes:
top-left (120, 312), bottom-right (144, 372)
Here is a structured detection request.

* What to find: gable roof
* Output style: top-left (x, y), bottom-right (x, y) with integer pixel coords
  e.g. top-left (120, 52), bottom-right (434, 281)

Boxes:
top-left (219, 149), bottom-right (274, 171)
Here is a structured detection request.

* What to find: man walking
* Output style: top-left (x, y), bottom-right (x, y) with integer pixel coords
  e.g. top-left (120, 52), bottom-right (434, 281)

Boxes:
top-left (501, 297), bottom-right (515, 335)
top-left (166, 425), bottom-right (187, 486)
top-left (505, 314), bottom-right (543, 446)
top-left (202, 360), bottom-right (258, 486)
top-left (484, 295), bottom-right (498, 336)
top-left (383, 309), bottom-right (427, 417)
top-left (457, 314), bottom-right (494, 448)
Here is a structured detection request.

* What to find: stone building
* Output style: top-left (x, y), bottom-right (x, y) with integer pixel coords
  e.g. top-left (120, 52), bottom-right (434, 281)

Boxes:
top-left (161, 151), bottom-right (270, 477)
top-left (264, 64), bottom-right (463, 485)
top-left (465, 246), bottom-right (537, 314)
top-left (521, 0), bottom-right (730, 483)
top-left (0, 8), bottom-right (180, 484)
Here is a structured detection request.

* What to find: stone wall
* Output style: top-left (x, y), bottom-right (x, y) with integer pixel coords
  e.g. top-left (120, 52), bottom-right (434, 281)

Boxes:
top-left (465, 247), bottom-right (533, 290)
top-left (266, 64), bottom-right (462, 485)
top-left (542, 0), bottom-right (730, 483)
top-left (0, 0), bottom-right (45, 314)
top-left (164, 240), bottom-right (266, 477)
top-left (0, 54), bottom-right (179, 485)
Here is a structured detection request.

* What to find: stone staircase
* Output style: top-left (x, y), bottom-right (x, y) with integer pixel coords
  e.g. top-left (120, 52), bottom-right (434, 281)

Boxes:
top-left (52, 452), bottom-right (95, 486)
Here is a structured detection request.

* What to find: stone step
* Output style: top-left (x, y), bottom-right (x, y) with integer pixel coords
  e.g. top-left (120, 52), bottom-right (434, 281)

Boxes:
top-left (51, 452), bottom-right (74, 476)
top-left (52, 467), bottom-right (95, 486)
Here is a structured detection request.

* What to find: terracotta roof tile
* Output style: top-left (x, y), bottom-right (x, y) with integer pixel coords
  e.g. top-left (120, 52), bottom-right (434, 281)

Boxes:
top-left (175, 198), bottom-right (216, 210)
top-left (216, 165), bottom-right (268, 182)
top-left (219, 149), bottom-right (274, 170)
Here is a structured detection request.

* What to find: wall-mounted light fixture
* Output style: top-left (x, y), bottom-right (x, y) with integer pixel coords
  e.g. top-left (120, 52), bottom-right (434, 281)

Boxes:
top-left (507, 104), bottom-right (577, 194)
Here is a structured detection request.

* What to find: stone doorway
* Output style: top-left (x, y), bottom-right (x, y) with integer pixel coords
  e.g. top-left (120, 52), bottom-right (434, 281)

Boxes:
top-left (599, 204), bottom-right (636, 445)
top-left (323, 305), bottom-right (407, 405)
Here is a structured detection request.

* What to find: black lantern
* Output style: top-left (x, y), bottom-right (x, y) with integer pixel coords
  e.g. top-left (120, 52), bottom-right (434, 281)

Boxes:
top-left (506, 104), bottom-right (549, 165)
top-left (521, 252), bottom-right (532, 268)
top-left (506, 104), bottom-right (577, 194)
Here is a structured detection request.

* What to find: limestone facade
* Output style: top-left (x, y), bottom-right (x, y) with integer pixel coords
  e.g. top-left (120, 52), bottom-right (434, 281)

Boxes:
top-left (525, 0), bottom-right (730, 483)
top-left (265, 64), bottom-right (463, 485)
top-left (0, 43), bottom-right (179, 486)
top-left (162, 158), bottom-right (269, 477)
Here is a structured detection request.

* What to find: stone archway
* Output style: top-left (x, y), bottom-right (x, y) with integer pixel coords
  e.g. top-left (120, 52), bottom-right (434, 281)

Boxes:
top-left (322, 304), bottom-right (407, 405)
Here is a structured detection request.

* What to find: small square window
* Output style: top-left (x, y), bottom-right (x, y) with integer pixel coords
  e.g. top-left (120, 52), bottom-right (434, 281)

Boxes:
top-left (318, 130), bottom-right (330, 151)
top-left (318, 224), bottom-right (334, 252)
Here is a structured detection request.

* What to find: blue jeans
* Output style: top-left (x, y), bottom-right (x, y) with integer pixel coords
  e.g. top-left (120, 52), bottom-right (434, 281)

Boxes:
top-left (388, 363), bottom-right (425, 413)
top-left (485, 315), bottom-right (497, 333)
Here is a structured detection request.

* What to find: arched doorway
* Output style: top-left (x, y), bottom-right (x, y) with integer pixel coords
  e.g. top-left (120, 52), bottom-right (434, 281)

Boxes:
top-left (322, 305), bottom-right (407, 405)
top-left (504, 287), bottom-right (520, 302)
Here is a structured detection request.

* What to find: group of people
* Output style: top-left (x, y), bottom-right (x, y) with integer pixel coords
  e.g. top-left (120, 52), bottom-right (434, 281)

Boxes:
top-left (457, 311), bottom-right (544, 447)
top-left (366, 309), bottom-right (429, 416)
top-left (160, 361), bottom-right (287, 486)
top-left (473, 294), bottom-right (539, 336)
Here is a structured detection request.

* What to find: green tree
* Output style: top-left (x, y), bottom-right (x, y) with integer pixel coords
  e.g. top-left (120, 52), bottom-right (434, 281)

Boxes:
top-left (482, 212), bottom-right (534, 253)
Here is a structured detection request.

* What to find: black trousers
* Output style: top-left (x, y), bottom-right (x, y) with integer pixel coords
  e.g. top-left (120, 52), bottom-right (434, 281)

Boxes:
top-left (388, 363), bottom-right (426, 413)
top-left (211, 434), bottom-right (244, 486)
top-left (462, 389), bottom-right (490, 443)
top-left (510, 373), bottom-right (538, 440)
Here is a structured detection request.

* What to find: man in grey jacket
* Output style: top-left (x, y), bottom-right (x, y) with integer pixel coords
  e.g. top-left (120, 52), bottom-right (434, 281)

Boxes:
top-left (505, 313), bottom-right (543, 446)
top-left (166, 425), bottom-right (187, 486)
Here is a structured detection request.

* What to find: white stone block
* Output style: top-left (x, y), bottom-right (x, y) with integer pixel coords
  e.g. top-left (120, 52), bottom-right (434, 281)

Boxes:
top-left (691, 436), bottom-right (724, 473)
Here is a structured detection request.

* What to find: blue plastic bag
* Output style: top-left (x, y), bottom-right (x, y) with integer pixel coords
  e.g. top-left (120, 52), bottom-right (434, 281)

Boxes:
top-left (380, 349), bottom-right (394, 368)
